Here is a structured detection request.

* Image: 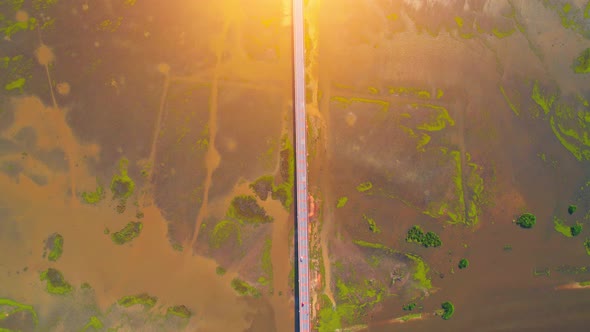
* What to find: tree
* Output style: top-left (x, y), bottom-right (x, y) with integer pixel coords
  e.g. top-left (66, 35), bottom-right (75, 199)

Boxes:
top-left (406, 225), bottom-right (424, 243)
top-left (568, 205), bottom-right (577, 215)
top-left (441, 301), bottom-right (454, 320)
top-left (458, 258), bottom-right (469, 269)
top-left (571, 223), bottom-right (583, 237)
top-left (516, 213), bottom-right (536, 229)
top-left (423, 231), bottom-right (442, 248)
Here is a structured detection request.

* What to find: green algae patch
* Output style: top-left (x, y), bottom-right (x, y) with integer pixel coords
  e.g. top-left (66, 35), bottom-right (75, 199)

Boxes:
top-left (81, 316), bottom-right (103, 331)
top-left (231, 278), bottom-right (260, 297)
top-left (117, 293), bottom-right (157, 308)
top-left (532, 81), bottom-right (556, 115)
top-left (363, 214), bottom-right (381, 234)
top-left (47, 233), bottom-right (63, 262)
top-left (4, 77), bottom-right (25, 92)
top-left (573, 48), bottom-right (590, 73)
top-left (249, 175), bottom-right (274, 201)
top-left (356, 181), bottom-right (373, 193)
top-left (210, 220), bottom-right (241, 249)
top-left (227, 195), bottom-right (273, 224)
top-left (492, 27), bottom-right (515, 38)
top-left (110, 158), bottom-right (135, 200)
top-left (0, 298), bottom-right (39, 327)
top-left (40, 268), bottom-right (73, 295)
top-left (81, 184), bottom-right (105, 204)
top-left (412, 103), bottom-right (455, 131)
top-left (336, 196), bottom-right (348, 208)
top-left (111, 222), bottom-right (143, 245)
top-left (397, 313), bottom-right (422, 322)
top-left (499, 85), bottom-right (521, 116)
top-left (167, 305), bottom-right (192, 319)
top-left (416, 133), bottom-right (431, 152)
top-left (405, 253), bottom-right (432, 290)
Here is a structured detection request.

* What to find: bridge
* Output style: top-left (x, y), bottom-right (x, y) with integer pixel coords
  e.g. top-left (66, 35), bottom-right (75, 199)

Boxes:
top-left (292, 0), bottom-right (311, 331)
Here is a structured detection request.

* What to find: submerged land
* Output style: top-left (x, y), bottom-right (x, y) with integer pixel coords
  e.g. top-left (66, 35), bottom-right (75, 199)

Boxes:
top-left (2, 0), bottom-right (590, 331)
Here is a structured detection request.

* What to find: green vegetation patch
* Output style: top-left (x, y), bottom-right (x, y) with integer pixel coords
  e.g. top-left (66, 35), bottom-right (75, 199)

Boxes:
top-left (334, 277), bottom-right (387, 325)
top-left (336, 196), bottom-right (348, 208)
top-left (0, 17), bottom-right (37, 38)
top-left (81, 184), bottom-right (105, 204)
top-left (40, 268), bottom-right (73, 295)
top-left (405, 253), bottom-right (432, 290)
top-left (584, 238), bottom-right (590, 255)
top-left (261, 237), bottom-right (273, 286)
top-left (0, 298), bottom-right (39, 327)
top-left (216, 266), bottom-right (226, 275)
top-left (271, 135), bottom-right (294, 210)
top-left (516, 213), bottom-right (536, 229)
top-left (117, 293), bottom-right (157, 308)
top-left (398, 313), bottom-right (422, 322)
top-left (579, 280), bottom-right (590, 286)
top-left (167, 305), bottom-right (192, 319)
top-left (412, 103), bottom-right (455, 131)
top-left (363, 214), bottom-right (381, 234)
top-left (405, 225), bottom-right (441, 248)
top-left (402, 302), bottom-right (417, 311)
top-left (111, 222), bottom-right (143, 245)
top-left (458, 258), bottom-right (469, 269)
top-left (110, 158), bottom-right (135, 200)
top-left (553, 217), bottom-right (582, 237)
top-left (227, 195), bottom-right (273, 224)
top-left (230, 278), bottom-right (260, 297)
top-left (47, 233), bottom-right (63, 262)
top-left (440, 301), bottom-right (454, 320)
top-left (81, 316), bottom-right (103, 331)
top-left (5, 77), bottom-right (25, 92)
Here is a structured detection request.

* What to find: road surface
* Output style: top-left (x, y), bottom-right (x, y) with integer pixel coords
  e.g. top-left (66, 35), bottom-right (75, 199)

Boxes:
top-left (292, 0), bottom-right (311, 331)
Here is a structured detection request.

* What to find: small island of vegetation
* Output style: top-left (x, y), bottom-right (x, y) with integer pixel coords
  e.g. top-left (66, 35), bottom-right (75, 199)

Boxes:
top-left (458, 258), bottom-right (469, 269)
top-left (406, 225), bottom-right (442, 248)
top-left (515, 213), bottom-right (536, 229)
top-left (573, 48), bottom-right (590, 74)
top-left (402, 302), bottom-right (417, 311)
top-left (227, 195), bottom-right (273, 224)
top-left (46, 233), bottom-right (63, 262)
top-left (167, 305), bottom-right (192, 318)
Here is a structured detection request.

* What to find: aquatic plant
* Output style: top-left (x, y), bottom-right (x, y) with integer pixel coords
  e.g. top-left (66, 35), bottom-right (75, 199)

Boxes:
top-left (111, 222), bottom-right (143, 245)
top-left (47, 233), bottom-right (63, 262)
top-left (336, 196), bottom-right (348, 208)
top-left (405, 253), bottom-right (432, 290)
top-left (571, 223), bottom-right (583, 237)
top-left (210, 220), bottom-right (241, 249)
top-left (458, 258), bottom-right (469, 269)
top-left (216, 266), bottom-right (226, 275)
top-left (227, 195), bottom-right (273, 224)
top-left (363, 214), bottom-right (381, 234)
top-left (356, 181), bottom-right (373, 193)
top-left (516, 213), bottom-right (536, 229)
top-left (167, 305), bottom-right (192, 318)
top-left (440, 301), bottom-right (454, 320)
top-left (584, 238), bottom-right (590, 255)
top-left (40, 268), bottom-right (73, 295)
